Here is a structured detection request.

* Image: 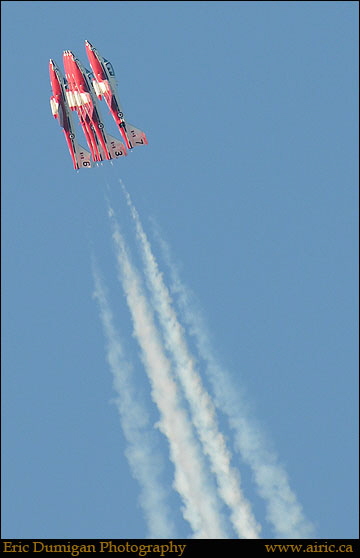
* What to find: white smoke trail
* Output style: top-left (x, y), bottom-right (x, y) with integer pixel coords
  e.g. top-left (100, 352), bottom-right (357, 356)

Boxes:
top-left (92, 264), bottom-right (176, 538)
top-left (107, 206), bottom-right (229, 539)
top-left (121, 182), bottom-right (261, 539)
top-left (153, 233), bottom-right (315, 539)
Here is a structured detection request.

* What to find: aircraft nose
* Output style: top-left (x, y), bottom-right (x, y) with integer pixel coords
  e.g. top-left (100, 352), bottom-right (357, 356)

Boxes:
top-left (49, 59), bottom-right (57, 71)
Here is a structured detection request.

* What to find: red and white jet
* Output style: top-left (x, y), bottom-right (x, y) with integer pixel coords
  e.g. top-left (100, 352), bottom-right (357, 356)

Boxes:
top-left (85, 40), bottom-right (148, 150)
top-left (49, 59), bottom-right (92, 169)
top-left (63, 50), bottom-right (127, 163)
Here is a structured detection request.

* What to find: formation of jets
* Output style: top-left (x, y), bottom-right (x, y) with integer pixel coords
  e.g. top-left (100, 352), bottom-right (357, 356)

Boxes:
top-left (49, 41), bottom-right (147, 169)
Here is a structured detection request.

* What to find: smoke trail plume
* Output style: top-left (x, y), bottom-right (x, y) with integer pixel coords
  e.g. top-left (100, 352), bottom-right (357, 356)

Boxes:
top-left (154, 233), bottom-right (314, 539)
top-left (107, 206), bottom-right (229, 539)
top-left (121, 182), bottom-right (261, 539)
top-left (92, 264), bottom-right (176, 538)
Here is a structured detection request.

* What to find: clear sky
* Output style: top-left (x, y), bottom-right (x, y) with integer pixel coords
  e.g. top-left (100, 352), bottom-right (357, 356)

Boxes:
top-left (2, 0), bottom-right (358, 540)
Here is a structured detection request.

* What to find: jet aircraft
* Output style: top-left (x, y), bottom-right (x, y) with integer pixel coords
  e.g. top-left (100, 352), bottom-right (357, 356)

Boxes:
top-left (63, 50), bottom-right (126, 163)
top-left (85, 40), bottom-right (148, 150)
top-left (49, 59), bottom-right (92, 169)
top-left (49, 42), bottom-right (147, 169)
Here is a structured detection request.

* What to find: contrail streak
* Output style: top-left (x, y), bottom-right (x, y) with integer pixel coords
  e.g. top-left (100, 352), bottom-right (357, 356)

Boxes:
top-left (121, 182), bottom-right (261, 539)
top-left (107, 205), bottom-right (229, 539)
top-left (153, 233), bottom-right (314, 539)
top-left (92, 264), bottom-right (176, 538)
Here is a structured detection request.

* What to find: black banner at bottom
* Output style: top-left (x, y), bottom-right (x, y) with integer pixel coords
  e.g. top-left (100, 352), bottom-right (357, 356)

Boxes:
top-left (1, 539), bottom-right (359, 556)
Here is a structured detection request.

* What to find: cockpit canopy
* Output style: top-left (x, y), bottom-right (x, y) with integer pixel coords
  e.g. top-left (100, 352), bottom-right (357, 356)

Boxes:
top-left (103, 59), bottom-right (115, 77)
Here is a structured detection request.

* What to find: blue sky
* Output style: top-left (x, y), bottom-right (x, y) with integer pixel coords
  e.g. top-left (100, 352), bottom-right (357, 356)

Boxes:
top-left (2, 0), bottom-right (358, 540)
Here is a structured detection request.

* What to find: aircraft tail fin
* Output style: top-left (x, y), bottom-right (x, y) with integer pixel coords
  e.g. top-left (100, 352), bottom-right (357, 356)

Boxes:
top-left (125, 124), bottom-right (148, 148)
top-left (105, 133), bottom-right (127, 159)
top-left (64, 131), bottom-right (92, 169)
top-left (73, 141), bottom-right (92, 169)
